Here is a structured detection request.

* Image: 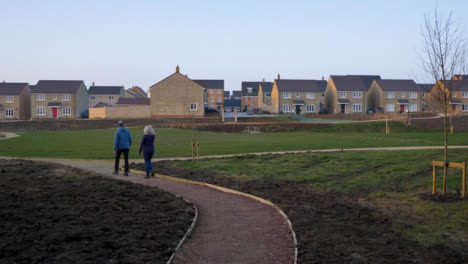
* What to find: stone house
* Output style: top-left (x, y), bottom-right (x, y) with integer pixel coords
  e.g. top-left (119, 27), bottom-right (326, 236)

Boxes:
top-left (149, 66), bottom-right (205, 118)
top-left (31, 80), bottom-right (88, 119)
top-left (224, 91), bottom-right (230, 100)
top-left (88, 85), bottom-right (125, 107)
top-left (125, 86), bottom-right (148, 98)
top-left (193, 79), bottom-right (224, 111)
top-left (428, 76), bottom-right (468, 113)
top-left (224, 99), bottom-right (241, 112)
top-left (89, 97), bottom-right (150, 119)
top-left (257, 81), bottom-right (274, 111)
top-left (324, 75), bottom-right (381, 114)
top-left (241, 82), bottom-right (261, 112)
top-left (266, 75), bottom-right (327, 114)
top-left (0, 82), bottom-right (31, 120)
top-left (367, 79), bottom-right (423, 113)
top-left (232, 91), bottom-right (242, 100)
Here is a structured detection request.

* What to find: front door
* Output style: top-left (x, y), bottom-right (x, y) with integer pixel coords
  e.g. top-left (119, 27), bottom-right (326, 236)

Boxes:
top-left (400, 105), bottom-right (405, 113)
top-left (52, 108), bottom-right (58, 118)
top-left (340, 104), bottom-right (345, 113)
top-left (452, 104), bottom-right (457, 112)
top-left (295, 105), bottom-right (301, 115)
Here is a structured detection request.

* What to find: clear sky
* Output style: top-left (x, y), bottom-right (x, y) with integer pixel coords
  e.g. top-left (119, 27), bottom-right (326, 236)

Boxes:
top-left (1, 0), bottom-right (466, 92)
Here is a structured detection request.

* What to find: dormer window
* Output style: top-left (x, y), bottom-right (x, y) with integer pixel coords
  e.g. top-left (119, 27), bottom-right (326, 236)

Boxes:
top-left (247, 87), bottom-right (253, 94)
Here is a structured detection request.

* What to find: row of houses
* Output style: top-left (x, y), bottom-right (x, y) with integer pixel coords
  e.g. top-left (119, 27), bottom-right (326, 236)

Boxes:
top-left (1, 66), bottom-right (468, 120)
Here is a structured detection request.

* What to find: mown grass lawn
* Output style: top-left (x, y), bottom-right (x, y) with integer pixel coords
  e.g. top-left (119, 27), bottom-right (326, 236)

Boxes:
top-left (0, 122), bottom-right (467, 159)
top-left (162, 149), bottom-right (468, 254)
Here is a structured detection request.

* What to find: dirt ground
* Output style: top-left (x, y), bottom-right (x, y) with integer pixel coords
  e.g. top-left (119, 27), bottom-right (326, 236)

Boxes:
top-left (131, 162), bottom-right (465, 264)
top-left (0, 159), bottom-right (194, 264)
top-left (410, 115), bottom-right (468, 132)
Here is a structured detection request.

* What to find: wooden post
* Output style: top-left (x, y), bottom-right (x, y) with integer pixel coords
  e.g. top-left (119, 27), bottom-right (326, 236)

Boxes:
top-left (385, 117), bottom-right (389, 134)
top-left (432, 161), bottom-right (436, 196)
top-left (450, 125), bottom-right (454, 134)
top-left (221, 107), bottom-right (225, 122)
top-left (463, 161), bottom-right (466, 199)
top-left (234, 109), bottom-right (238, 123)
top-left (196, 143), bottom-right (200, 162)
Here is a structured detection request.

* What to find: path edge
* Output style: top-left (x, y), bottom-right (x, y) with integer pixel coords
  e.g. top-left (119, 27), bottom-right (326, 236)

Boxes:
top-left (129, 168), bottom-right (298, 264)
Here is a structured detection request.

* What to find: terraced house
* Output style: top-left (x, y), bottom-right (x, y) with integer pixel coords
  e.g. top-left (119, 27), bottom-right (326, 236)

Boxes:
top-left (428, 75), bottom-right (468, 113)
top-left (31, 80), bottom-right (88, 119)
top-left (0, 82), bottom-right (31, 120)
top-left (267, 75), bottom-right (327, 114)
top-left (325, 75), bottom-right (381, 114)
top-left (258, 80), bottom-right (274, 111)
top-left (241, 81), bottom-right (261, 111)
top-left (367, 79), bottom-right (422, 113)
top-left (193, 79), bottom-right (224, 111)
top-left (88, 84), bottom-right (125, 107)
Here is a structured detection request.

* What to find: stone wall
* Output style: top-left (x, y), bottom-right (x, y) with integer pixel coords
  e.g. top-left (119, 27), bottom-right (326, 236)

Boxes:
top-left (89, 105), bottom-right (150, 119)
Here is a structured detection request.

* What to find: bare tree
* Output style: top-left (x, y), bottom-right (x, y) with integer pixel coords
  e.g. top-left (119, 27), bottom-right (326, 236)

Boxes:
top-left (421, 7), bottom-right (467, 196)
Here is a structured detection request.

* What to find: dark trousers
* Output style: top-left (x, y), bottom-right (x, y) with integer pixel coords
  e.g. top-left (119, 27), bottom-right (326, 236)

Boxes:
top-left (115, 149), bottom-right (129, 173)
top-left (144, 152), bottom-right (154, 176)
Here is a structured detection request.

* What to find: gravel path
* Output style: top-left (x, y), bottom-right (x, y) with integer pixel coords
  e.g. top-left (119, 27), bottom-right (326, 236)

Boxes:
top-left (20, 158), bottom-right (295, 264)
top-left (0, 132), bottom-right (19, 140)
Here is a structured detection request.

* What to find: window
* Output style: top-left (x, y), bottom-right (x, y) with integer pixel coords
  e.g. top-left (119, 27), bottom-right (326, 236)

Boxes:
top-left (306, 93), bottom-right (315, 99)
top-left (266, 92), bottom-right (271, 97)
top-left (352, 104), bottom-right (362, 112)
top-left (217, 97), bottom-right (222, 103)
top-left (217, 90), bottom-right (222, 94)
top-left (401, 92), bottom-right (405, 98)
top-left (352, 92), bottom-right (362, 98)
top-left (409, 92), bottom-right (417, 98)
top-left (463, 92), bottom-right (468, 98)
top-left (247, 87), bottom-right (253, 94)
top-left (339, 91), bottom-right (346, 98)
top-left (62, 107), bottom-right (71, 116)
top-left (462, 104), bottom-right (468, 112)
top-left (36, 94), bottom-right (46, 101)
top-left (90, 96), bottom-right (95, 100)
top-left (387, 91), bottom-right (395, 98)
top-left (190, 103), bottom-right (198, 111)
top-left (452, 92), bottom-right (457, 98)
top-left (62, 94), bottom-right (71, 101)
top-left (283, 92), bottom-right (291, 99)
top-left (283, 104), bottom-right (291, 113)
top-left (295, 92), bottom-right (300, 98)
top-left (244, 97), bottom-right (248, 102)
top-left (109, 96), bottom-right (114, 100)
top-left (409, 104), bottom-right (418, 112)
top-left (52, 94), bottom-right (58, 101)
top-left (37, 107), bottom-right (46, 116)
top-left (306, 104), bottom-right (315, 113)
top-left (209, 98), bottom-right (214, 102)
top-left (5, 109), bottom-right (14, 117)
top-left (5, 96), bottom-right (14, 103)
top-left (386, 104), bottom-right (395, 112)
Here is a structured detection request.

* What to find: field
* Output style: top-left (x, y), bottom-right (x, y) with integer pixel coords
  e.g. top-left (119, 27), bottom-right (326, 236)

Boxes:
top-left (133, 149), bottom-right (468, 263)
top-left (0, 159), bottom-right (194, 264)
top-left (0, 122), bottom-right (468, 159)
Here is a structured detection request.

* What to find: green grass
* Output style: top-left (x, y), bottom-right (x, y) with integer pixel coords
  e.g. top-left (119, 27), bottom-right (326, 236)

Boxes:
top-left (164, 149), bottom-right (468, 251)
top-left (0, 122), bottom-right (467, 159)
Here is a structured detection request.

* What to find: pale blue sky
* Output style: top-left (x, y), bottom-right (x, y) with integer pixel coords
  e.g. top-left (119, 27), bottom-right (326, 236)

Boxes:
top-left (1, 0), bottom-right (466, 92)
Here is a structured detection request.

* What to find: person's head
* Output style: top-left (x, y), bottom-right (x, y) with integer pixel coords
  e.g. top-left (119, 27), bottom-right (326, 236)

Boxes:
top-left (144, 125), bottom-right (155, 135)
top-left (118, 120), bottom-right (124, 127)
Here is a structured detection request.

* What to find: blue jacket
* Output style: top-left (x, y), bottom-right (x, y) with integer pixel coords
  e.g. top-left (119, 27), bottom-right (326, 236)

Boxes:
top-left (114, 127), bottom-right (132, 151)
top-left (139, 134), bottom-right (155, 155)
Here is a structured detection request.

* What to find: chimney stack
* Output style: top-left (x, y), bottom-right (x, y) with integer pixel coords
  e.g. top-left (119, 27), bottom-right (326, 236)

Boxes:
top-left (176, 65), bottom-right (180, 73)
top-left (92, 81), bottom-right (95, 87)
top-left (322, 76), bottom-right (324, 81)
top-left (185, 74), bottom-right (188, 78)
top-left (277, 73), bottom-right (280, 80)
top-left (262, 78), bottom-right (265, 83)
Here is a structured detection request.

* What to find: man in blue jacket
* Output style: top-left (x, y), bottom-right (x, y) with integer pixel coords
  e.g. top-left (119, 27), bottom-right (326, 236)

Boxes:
top-left (114, 121), bottom-right (132, 176)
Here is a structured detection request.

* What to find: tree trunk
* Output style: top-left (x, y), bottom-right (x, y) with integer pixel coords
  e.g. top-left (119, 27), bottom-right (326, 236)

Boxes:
top-left (443, 110), bottom-right (448, 196)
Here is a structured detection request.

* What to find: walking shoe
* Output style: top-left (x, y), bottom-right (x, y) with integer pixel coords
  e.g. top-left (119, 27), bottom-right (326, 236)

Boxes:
top-left (112, 171), bottom-right (118, 175)
top-left (124, 172), bottom-right (129, 176)
top-left (151, 171), bottom-right (155, 177)
top-left (145, 175), bottom-right (150, 179)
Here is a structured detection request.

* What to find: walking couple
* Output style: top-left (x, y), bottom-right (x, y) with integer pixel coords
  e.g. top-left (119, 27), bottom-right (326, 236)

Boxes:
top-left (113, 121), bottom-right (155, 178)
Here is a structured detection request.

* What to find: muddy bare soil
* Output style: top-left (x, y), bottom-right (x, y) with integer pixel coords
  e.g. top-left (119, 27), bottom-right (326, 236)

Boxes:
top-left (131, 162), bottom-right (464, 264)
top-left (0, 160), bottom-right (194, 264)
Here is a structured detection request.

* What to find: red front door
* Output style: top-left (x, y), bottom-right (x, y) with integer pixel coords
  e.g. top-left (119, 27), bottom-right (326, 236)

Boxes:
top-left (452, 104), bottom-right (457, 112)
top-left (400, 105), bottom-right (405, 113)
top-left (52, 108), bottom-right (58, 118)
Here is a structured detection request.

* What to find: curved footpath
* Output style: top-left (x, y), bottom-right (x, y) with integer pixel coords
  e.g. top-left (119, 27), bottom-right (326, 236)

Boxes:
top-left (19, 158), bottom-right (296, 264)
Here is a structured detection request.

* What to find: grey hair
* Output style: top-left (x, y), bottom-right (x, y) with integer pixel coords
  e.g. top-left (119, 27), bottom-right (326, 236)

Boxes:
top-left (144, 125), bottom-right (155, 135)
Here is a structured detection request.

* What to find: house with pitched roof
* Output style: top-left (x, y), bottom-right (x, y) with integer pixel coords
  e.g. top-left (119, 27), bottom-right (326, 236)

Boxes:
top-left (258, 80), bottom-right (274, 111)
top-left (224, 99), bottom-right (241, 112)
top-left (427, 75), bottom-right (468, 113)
top-left (232, 90), bottom-right (242, 100)
top-left (224, 91), bottom-right (230, 100)
top-left (149, 66), bottom-right (205, 118)
top-left (241, 81), bottom-right (261, 112)
top-left (88, 84), bottom-right (125, 107)
top-left (324, 75), bottom-right (381, 114)
top-left (418, 83), bottom-right (434, 111)
top-left (0, 82), bottom-right (31, 120)
top-left (193, 79), bottom-right (224, 111)
top-left (267, 74), bottom-right (327, 114)
top-left (31, 80), bottom-right (88, 119)
top-left (367, 79), bottom-right (423, 113)
top-left (125, 86), bottom-right (148, 98)
top-left (89, 97), bottom-right (151, 119)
